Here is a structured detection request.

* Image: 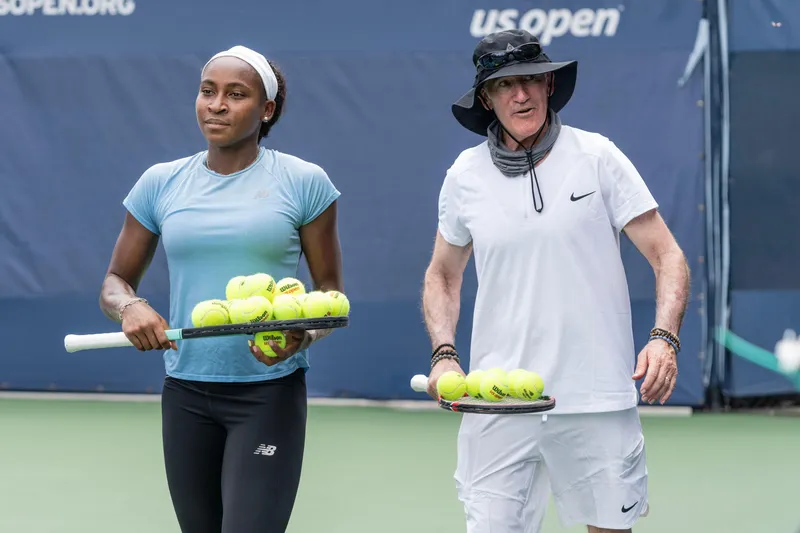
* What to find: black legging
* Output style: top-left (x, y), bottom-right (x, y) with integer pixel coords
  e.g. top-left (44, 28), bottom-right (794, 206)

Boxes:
top-left (161, 370), bottom-right (307, 533)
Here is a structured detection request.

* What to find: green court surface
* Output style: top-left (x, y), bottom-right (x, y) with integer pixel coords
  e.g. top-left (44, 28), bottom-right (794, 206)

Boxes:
top-left (1, 398), bottom-right (799, 533)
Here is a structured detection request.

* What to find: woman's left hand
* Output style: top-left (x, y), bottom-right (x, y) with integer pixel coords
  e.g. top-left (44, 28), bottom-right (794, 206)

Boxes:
top-left (249, 331), bottom-right (311, 367)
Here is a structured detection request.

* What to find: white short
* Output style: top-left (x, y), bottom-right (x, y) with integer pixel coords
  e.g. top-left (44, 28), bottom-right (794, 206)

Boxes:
top-left (454, 408), bottom-right (648, 532)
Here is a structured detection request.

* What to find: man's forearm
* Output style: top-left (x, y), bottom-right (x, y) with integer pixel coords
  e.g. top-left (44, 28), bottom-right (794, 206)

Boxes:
top-left (422, 268), bottom-right (462, 349)
top-left (653, 249), bottom-right (691, 336)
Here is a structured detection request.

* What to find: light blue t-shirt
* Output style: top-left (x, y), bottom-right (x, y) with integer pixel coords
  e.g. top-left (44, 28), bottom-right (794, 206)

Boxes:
top-left (123, 146), bottom-right (340, 382)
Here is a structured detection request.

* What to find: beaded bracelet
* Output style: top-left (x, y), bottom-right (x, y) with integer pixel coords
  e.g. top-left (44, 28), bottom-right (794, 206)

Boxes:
top-left (649, 335), bottom-right (680, 354)
top-left (431, 350), bottom-right (460, 369)
top-left (431, 343), bottom-right (457, 359)
top-left (432, 349), bottom-right (458, 361)
top-left (118, 297), bottom-right (148, 321)
top-left (649, 327), bottom-right (681, 352)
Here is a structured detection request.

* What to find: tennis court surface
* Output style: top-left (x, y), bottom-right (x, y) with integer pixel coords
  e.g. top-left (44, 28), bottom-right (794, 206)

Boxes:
top-left (1, 397), bottom-right (798, 533)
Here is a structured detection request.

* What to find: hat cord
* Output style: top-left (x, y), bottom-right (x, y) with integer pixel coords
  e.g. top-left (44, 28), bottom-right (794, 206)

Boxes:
top-left (497, 116), bottom-right (548, 213)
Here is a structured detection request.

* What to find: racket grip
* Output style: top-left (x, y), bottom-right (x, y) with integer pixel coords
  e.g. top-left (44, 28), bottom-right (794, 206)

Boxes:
top-left (64, 329), bottom-right (181, 352)
top-left (64, 332), bottom-right (134, 352)
top-left (410, 374), bottom-right (429, 393)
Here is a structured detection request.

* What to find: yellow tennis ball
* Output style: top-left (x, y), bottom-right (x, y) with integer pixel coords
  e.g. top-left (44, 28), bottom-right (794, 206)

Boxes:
top-left (239, 273), bottom-right (276, 302)
top-left (464, 370), bottom-right (486, 399)
top-left (271, 294), bottom-right (303, 320)
top-left (216, 299), bottom-right (231, 313)
top-left (225, 276), bottom-right (247, 300)
top-left (480, 373), bottom-right (508, 402)
top-left (437, 371), bottom-right (467, 401)
top-left (294, 293), bottom-right (308, 307)
top-left (515, 371), bottom-right (545, 401)
top-left (275, 277), bottom-right (306, 297)
top-left (301, 291), bottom-right (332, 318)
top-left (228, 296), bottom-right (272, 324)
top-left (253, 331), bottom-right (286, 358)
top-left (325, 290), bottom-right (350, 316)
top-left (506, 369), bottom-right (529, 398)
top-left (486, 368), bottom-right (509, 388)
top-left (191, 300), bottom-right (230, 327)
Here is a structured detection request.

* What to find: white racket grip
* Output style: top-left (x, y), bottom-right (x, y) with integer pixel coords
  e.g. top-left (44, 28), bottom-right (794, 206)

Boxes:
top-left (64, 332), bottom-right (134, 352)
top-left (410, 374), bottom-right (429, 393)
top-left (65, 329), bottom-right (183, 352)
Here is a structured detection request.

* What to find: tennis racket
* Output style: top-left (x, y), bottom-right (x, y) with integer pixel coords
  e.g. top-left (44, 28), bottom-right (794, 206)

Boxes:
top-left (410, 374), bottom-right (556, 414)
top-left (64, 316), bottom-right (349, 353)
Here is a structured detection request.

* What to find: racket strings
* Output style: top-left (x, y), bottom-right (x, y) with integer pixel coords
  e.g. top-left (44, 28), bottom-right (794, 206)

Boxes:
top-left (450, 393), bottom-right (550, 406)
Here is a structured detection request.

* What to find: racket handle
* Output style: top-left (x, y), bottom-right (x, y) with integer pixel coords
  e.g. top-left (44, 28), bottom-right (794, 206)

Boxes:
top-left (64, 332), bottom-right (133, 352)
top-left (410, 374), bottom-right (429, 393)
top-left (64, 330), bottom-right (181, 352)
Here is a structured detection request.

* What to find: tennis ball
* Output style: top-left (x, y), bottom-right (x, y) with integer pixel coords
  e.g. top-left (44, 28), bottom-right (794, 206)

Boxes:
top-left (480, 373), bottom-right (509, 402)
top-left (228, 296), bottom-right (272, 324)
top-left (776, 329), bottom-right (800, 373)
top-left (326, 290), bottom-right (350, 316)
top-left (506, 369), bottom-right (529, 398)
top-left (437, 371), bottom-right (467, 401)
top-left (515, 371), bottom-right (545, 401)
top-left (225, 276), bottom-right (248, 300)
top-left (271, 294), bottom-right (303, 320)
top-left (301, 291), bottom-right (332, 318)
top-left (275, 277), bottom-right (306, 297)
top-left (191, 299), bottom-right (230, 327)
top-left (253, 331), bottom-right (286, 358)
top-left (486, 368), bottom-right (509, 388)
top-left (465, 370), bottom-right (486, 399)
top-left (239, 273), bottom-right (276, 302)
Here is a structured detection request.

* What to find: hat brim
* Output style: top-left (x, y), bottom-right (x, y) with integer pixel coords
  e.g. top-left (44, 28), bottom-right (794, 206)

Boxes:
top-left (452, 60), bottom-right (577, 136)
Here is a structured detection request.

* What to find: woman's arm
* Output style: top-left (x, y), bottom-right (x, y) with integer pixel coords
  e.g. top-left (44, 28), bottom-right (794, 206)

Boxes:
top-left (99, 212), bottom-right (175, 351)
top-left (300, 200), bottom-right (343, 293)
top-left (299, 200), bottom-right (343, 345)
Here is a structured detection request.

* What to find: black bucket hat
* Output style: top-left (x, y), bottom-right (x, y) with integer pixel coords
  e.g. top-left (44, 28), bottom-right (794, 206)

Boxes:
top-left (452, 29), bottom-right (578, 136)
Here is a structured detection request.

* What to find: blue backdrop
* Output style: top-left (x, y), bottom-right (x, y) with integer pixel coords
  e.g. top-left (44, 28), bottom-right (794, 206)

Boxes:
top-left (721, 0), bottom-right (800, 398)
top-left (0, 0), bottom-right (708, 405)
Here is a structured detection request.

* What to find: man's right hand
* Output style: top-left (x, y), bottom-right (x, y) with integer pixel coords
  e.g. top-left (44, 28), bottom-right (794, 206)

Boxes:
top-left (427, 358), bottom-right (466, 399)
top-left (121, 301), bottom-right (177, 351)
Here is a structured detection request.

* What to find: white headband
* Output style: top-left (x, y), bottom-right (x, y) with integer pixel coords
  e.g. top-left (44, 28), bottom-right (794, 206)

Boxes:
top-left (203, 45), bottom-right (279, 102)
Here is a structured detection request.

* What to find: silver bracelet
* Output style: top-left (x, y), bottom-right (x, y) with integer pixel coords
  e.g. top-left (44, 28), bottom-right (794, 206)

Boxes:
top-left (118, 297), bottom-right (147, 321)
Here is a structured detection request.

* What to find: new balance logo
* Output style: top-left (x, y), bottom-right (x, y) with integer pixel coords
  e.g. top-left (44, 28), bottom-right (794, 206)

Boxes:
top-left (254, 444), bottom-right (277, 456)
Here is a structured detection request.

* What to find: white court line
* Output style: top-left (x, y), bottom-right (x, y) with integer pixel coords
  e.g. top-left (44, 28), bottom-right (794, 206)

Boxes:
top-left (0, 391), bottom-right (693, 416)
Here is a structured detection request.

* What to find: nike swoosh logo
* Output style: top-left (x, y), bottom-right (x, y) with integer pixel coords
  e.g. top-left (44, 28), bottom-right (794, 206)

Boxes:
top-left (570, 191), bottom-right (596, 202)
top-left (621, 502), bottom-right (638, 513)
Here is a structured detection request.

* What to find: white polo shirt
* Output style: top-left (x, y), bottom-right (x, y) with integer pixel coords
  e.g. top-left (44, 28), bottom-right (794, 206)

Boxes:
top-left (438, 125), bottom-right (658, 414)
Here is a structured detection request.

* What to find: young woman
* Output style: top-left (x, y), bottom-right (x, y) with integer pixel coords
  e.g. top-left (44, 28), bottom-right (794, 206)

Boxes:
top-left (99, 45), bottom-right (343, 532)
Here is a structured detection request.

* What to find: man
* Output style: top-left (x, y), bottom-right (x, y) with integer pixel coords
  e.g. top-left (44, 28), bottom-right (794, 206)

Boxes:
top-left (421, 29), bottom-right (690, 533)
